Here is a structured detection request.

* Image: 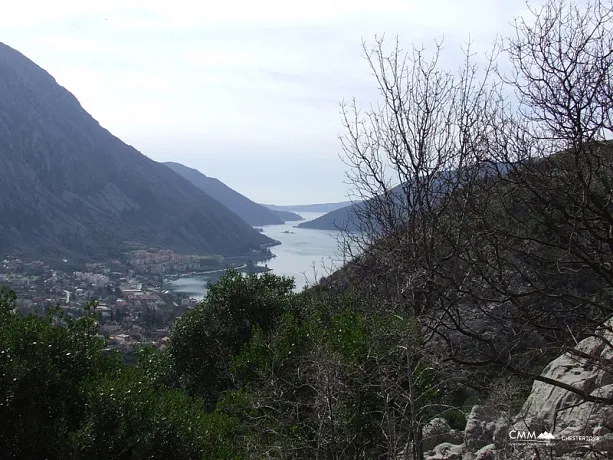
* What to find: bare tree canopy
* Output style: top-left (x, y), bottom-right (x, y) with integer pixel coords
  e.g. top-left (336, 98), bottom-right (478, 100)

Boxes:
top-left (332, 2), bottom-right (613, 457)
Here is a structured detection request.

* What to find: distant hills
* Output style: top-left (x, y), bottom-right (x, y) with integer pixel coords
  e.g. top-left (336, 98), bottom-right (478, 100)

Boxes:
top-left (0, 42), bottom-right (273, 261)
top-left (164, 162), bottom-right (302, 225)
top-left (271, 210), bottom-right (304, 222)
top-left (264, 201), bottom-right (352, 213)
top-left (296, 202), bottom-right (361, 231)
top-left (298, 166), bottom-right (510, 231)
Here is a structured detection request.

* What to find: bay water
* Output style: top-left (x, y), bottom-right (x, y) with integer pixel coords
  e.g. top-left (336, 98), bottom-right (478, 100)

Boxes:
top-left (168, 212), bottom-right (348, 299)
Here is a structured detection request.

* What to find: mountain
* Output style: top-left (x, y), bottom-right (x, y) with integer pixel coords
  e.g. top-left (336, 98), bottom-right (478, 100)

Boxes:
top-left (164, 162), bottom-right (288, 226)
top-left (298, 166), bottom-right (508, 231)
top-left (297, 176), bottom-right (456, 231)
top-left (296, 202), bottom-right (360, 231)
top-left (264, 201), bottom-right (352, 213)
top-left (0, 42), bottom-right (273, 262)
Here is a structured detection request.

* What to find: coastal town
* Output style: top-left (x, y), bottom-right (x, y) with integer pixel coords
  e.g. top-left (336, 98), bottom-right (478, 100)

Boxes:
top-left (0, 248), bottom-right (272, 355)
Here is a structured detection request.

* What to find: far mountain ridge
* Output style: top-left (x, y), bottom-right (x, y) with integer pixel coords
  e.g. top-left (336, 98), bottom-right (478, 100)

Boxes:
top-left (264, 201), bottom-right (352, 213)
top-left (296, 202), bottom-right (361, 231)
top-left (271, 210), bottom-right (304, 222)
top-left (298, 165), bottom-right (510, 231)
top-left (163, 162), bottom-right (302, 225)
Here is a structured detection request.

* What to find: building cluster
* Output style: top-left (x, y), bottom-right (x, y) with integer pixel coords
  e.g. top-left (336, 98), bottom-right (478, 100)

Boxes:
top-left (0, 256), bottom-right (200, 352)
top-left (73, 271), bottom-right (110, 287)
top-left (1, 251), bottom-right (265, 354)
top-left (125, 249), bottom-right (223, 274)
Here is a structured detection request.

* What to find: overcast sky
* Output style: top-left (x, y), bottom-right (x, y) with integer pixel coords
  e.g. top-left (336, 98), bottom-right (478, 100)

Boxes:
top-left (1, 0), bottom-right (528, 205)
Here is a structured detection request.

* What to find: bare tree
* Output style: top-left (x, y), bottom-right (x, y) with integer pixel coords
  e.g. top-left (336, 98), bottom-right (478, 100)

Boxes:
top-left (507, 0), bottom-right (613, 144)
top-left (460, 0), bottom-right (613, 385)
top-left (338, 35), bottom-right (502, 306)
top-left (334, 35), bottom-right (506, 458)
top-left (335, 0), bottom-right (613, 456)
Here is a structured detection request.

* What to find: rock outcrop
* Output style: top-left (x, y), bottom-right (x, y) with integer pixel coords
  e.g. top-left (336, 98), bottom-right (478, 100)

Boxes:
top-left (463, 406), bottom-right (510, 451)
top-left (423, 418), bottom-right (464, 451)
top-left (421, 406), bottom-right (509, 459)
top-left (422, 320), bottom-right (613, 460)
top-left (510, 320), bottom-right (613, 456)
top-left (514, 335), bottom-right (613, 437)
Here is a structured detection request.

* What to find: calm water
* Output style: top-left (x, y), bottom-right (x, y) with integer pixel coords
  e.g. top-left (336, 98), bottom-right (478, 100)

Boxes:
top-left (168, 212), bottom-right (348, 299)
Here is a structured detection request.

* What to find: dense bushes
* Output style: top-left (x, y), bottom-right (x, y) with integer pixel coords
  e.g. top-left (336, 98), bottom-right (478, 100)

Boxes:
top-left (0, 272), bottom-right (455, 459)
top-left (0, 287), bottom-right (239, 459)
top-left (168, 270), bottom-right (295, 403)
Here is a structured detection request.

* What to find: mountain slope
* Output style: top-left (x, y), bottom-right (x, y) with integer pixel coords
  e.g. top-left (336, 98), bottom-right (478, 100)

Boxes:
top-left (164, 162), bottom-right (285, 226)
top-left (0, 42), bottom-right (273, 261)
top-left (298, 180), bottom-right (453, 231)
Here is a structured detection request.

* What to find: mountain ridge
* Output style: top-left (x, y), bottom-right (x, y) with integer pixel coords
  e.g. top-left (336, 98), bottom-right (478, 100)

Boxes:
top-left (264, 201), bottom-right (352, 213)
top-left (296, 202), bottom-right (360, 231)
top-left (0, 41), bottom-right (273, 262)
top-left (164, 161), bottom-right (292, 226)
top-left (297, 165), bottom-right (508, 231)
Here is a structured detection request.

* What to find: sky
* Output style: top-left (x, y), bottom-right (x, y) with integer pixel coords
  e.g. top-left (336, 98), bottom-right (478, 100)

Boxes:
top-left (1, 0), bottom-right (528, 205)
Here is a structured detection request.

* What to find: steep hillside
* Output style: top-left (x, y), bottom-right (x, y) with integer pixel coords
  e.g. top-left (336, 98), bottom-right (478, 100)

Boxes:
top-left (0, 42), bottom-right (273, 261)
top-left (164, 162), bottom-right (286, 226)
top-left (319, 146), bottom-right (613, 373)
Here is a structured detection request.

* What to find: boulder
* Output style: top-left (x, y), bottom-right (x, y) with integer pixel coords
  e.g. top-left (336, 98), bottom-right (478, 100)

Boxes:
top-left (424, 442), bottom-right (465, 460)
top-left (464, 406), bottom-right (510, 450)
top-left (423, 417), bottom-right (464, 451)
top-left (423, 320), bottom-right (613, 459)
top-left (513, 321), bottom-right (613, 443)
top-left (473, 444), bottom-right (506, 460)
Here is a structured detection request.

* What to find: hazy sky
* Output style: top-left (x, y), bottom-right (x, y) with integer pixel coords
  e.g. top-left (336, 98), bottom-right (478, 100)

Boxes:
top-left (1, 0), bottom-right (527, 205)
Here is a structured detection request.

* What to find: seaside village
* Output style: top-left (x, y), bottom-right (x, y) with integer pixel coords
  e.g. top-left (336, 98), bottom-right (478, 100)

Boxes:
top-left (0, 251), bottom-right (211, 356)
